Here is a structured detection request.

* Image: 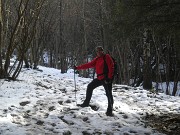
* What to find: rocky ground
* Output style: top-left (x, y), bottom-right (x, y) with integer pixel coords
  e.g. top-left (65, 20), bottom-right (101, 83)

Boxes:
top-left (144, 113), bottom-right (180, 135)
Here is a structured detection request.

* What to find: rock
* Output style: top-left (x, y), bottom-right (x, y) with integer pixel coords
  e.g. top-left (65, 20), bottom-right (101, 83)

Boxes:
top-left (36, 120), bottom-right (44, 125)
top-left (19, 101), bottom-right (30, 106)
top-left (48, 106), bottom-right (55, 111)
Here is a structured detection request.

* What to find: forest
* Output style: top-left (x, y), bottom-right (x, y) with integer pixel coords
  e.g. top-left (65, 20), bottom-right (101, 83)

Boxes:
top-left (0, 0), bottom-right (179, 96)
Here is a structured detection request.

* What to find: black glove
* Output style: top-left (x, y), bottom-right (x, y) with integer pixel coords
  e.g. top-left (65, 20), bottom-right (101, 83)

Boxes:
top-left (105, 78), bottom-right (112, 84)
top-left (74, 65), bottom-right (77, 70)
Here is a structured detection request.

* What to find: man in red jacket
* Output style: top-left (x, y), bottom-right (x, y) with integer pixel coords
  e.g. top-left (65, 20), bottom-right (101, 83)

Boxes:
top-left (74, 46), bottom-right (114, 116)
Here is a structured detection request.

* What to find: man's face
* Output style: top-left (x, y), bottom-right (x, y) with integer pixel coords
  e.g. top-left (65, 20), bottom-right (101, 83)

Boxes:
top-left (96, 49), bottom-right (103, 57)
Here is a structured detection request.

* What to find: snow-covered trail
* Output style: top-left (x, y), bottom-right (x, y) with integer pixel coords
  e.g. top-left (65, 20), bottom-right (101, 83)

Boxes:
top-left (0, 66), bottom-right (179, 135)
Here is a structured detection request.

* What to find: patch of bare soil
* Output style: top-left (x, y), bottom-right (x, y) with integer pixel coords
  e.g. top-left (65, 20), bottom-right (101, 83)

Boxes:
top-left (144, 113), bottom-right (180, 135)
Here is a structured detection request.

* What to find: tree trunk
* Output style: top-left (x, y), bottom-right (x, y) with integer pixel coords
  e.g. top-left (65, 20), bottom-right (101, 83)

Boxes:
top-left (24, 54), bottom-right (30, 68)
top-left (59, 0), bottom-right (67, 73)
top-left (81, 0), bottom-right (88, 77)
top-left (172, 64), bottom-right (180, 96)
top-left (0, 0), bottom-right (4, 78)
top-left (143, 30), bottom-right (152, 90)
top-left (11, 57), bottom-right (23, 80)
top-left (99, 0), bottom-right (105, 48)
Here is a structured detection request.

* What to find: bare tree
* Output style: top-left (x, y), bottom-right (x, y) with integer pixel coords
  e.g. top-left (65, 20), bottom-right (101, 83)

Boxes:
top-left (0, 0), bottom-right (4, 78)
top-left (143, 29), bottom-right (152, 90)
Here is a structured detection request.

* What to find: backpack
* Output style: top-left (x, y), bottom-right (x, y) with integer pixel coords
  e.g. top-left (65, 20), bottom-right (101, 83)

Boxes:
top-left (103, 54), bottom-right (118, 80)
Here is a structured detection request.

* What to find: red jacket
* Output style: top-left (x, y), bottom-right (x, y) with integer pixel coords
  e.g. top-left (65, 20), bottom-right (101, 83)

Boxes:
top-left (76, 54), bottom-right (114, 80)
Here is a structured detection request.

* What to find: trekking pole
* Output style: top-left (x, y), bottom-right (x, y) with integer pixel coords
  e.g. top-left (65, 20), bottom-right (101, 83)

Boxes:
top-left (74, 68), bottom-right (77, 105)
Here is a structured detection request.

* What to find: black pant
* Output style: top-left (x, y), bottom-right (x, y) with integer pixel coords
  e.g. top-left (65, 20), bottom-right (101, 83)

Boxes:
top-left (83, 78), bottom-right (113, 110)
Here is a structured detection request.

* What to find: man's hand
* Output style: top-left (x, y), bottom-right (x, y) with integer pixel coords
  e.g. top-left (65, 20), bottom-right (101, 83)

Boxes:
top-left (105, 78), bottom-right (112, 84)
top-left (74, 65), bottom-right (77, 70)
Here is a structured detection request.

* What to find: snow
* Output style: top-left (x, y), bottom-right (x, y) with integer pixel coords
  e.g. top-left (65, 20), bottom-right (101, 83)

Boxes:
top-left (0, 66), bottom-right (179, 135)
top-left (154, 82), bottom-right (180, 96)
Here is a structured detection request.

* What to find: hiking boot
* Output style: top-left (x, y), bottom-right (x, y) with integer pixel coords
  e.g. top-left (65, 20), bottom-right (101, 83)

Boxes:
top-left (106, 110), bottom-right (113, 116)
top-left (106, 108), bottom-right (113, 116)
top-left (77, 103), bottom-right (89, 107)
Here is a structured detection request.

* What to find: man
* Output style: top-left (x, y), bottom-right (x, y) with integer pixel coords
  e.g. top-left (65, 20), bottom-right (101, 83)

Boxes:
top-left (74, 46), bottom-right (114, 116)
